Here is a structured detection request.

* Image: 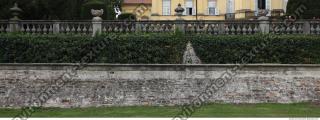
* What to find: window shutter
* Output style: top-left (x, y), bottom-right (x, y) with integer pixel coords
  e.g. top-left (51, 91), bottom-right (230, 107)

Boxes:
top-left (215, 8), bottom-right (219, 15)
top-left (192, 7), bottom-right (196, 15)
top-left (255, 0), bottom-right (258, 16)
top-left (266, 0), bottom-right (271, 16)
top-left (183, 6), bottom-right (186, 15)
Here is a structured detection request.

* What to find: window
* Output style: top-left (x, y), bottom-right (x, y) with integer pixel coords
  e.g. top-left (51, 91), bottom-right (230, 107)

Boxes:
top-left (258, 0), bottom-right (266, 9)
top-left (186, 0), bottom-right (193, 15)
top-left (208, 0), bottom-right (217, 15)
top-left (162, 0), bottom-right (171, 15)
top-left (226, 0), bottom-right (234, 13)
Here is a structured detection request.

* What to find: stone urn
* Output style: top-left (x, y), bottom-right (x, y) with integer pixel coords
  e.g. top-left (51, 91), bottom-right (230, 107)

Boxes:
top-left (91, 9), bottom-right (104, 21)
top-left (175, 4), bottom-right (185, 16)
top-left (257, 9), bottom-right (269, 20)
top-left (258, 9), bottom-right (269, 16)
top-left (10, 3), bottom-right (23, 20)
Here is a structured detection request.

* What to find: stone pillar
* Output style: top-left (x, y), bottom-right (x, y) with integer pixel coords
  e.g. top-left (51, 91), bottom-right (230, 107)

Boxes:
top-left (92, 21), bottom-right (102, 37)
top-left (303, 21), bottom-right (310, 34)
top-left (91, 9), bottom-right (104, 37)
top-left (259, 20), bottom-right (270, 34)
top-left (175, 4), bottom-right (185, 33)
top-left (218, 23), bottom-right (226, 34)
top-left (9, 20), bottom-right (19, 32)
top-left (135, 22), bottom-right (142, 33)
top-left (53, 21), bottom-right (60, 34)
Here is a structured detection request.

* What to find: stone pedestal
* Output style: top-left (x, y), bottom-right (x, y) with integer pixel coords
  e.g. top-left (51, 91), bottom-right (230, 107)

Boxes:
top-left (91, 9), bottom-right (104, 37)
top-left (92, 20), bottom-right (102, 37)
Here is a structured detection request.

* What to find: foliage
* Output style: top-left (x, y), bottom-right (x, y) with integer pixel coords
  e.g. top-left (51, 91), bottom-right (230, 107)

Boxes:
top-left (190, 34), bottom-right (320, 64)
top-left (0, 33), bottom-right (320, 64)
top-left (0, 0), bottom-right (122, 20)
top-left (0, 33), bottom-right (185, 63)
top-left (286, 0), bottom-right (320, 19)
top-left (118, 13), bottom-right (136, 20)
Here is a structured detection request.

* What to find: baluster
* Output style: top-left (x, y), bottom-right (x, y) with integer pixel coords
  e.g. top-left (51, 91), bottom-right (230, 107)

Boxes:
top-left (207, 24), bottom-right (213, 34)
top-left (231, 24), bottom-right (236, 35)
top-left (5, 24), bottom-right (9, 32)
top-left (120, 23), bottom-right (124, 32)
top-left (158, 23), bottom-right (163, 32)
top-left (43, 24), bottom-right (48, 34)
top-left (316, 24), bottom-right (320, 35)
top-left (242, 24), bottom-right (247, 35)
top-left (102, 25), bottom-right (107, 33)
top-left (165, 24), bottom-right (170, 32)
top-left (114, 24), bottom-right (119, 32)
top-left (36, 24), bottom-right (41, 34)
top-left (292, 24), bottom-right (297, 34)
top-left (25, 24), bottom-right (30, 34)
top-left (253, 24), bottom-right (260, 33)
top-left (225, 24), bottom-right (230, 35)
top-left (66, 24), bottom-right (70, 34)
top-left (77, 24), bottom-right (81, 34)
top-left (81, 24), bottom-right (86, 35)
top-left (248, 24), bottom-right (253, 34)
top-left (0, 25), bottom-right (3, 33)
top-left (131, 23), bottom-right (135, 32)
top-left (310, 23), bottom-right (315, 34)
top-left (70, 24), bottom-right (75, 34)
top-left (236, 24), bottom-right (241, 34)
top-left (298, 23), bottom-right (303, 34)
top-left (88, 26), bottom-right (93, 33)
top-left (125, 24), bottom-right (129, 32)
top-left (31, 24), bottom-right (36, 34)
top-left (271, 23), bottom-right (275, 34)
top-left (141, 23), bottom-right (147, 32)
top-left (190, 24), bottom-right (196, 33)
top-left (107, 24), bottom-right (112, 32)
top-left (60, 24), bottom-right (64, 34)
top-left (213, 24), bottom-right (218, 34)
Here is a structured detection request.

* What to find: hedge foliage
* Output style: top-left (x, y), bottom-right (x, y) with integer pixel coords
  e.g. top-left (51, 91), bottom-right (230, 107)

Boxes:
top-left (190, 34), bottom-right (320, 64)
top-left (0, 33), bottom-right (185, 63)
top-left (0, 33), bottom-right (320, 64)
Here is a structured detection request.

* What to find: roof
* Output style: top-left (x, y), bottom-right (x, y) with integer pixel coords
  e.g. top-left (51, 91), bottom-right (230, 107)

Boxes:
top-left (123, 0), bottom-right (152, 4)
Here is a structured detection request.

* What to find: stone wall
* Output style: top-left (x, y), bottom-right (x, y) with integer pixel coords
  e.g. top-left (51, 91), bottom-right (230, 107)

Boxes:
top-left (0, 64), bottom-right (320, 108)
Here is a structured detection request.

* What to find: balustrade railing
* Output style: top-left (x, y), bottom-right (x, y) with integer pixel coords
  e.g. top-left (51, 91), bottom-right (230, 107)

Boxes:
top-left (310, 20), bottom-right (320, 35)
top-left (0, 20), bottom-right (9, 33)
top-left (184, 21), bottom-right (260, 35)
top-left (0, 19), bottom-right (320, 35)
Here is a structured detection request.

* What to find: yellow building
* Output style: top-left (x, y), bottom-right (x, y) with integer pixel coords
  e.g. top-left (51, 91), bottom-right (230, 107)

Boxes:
top-left (122, 0), bottom-right (288, 20)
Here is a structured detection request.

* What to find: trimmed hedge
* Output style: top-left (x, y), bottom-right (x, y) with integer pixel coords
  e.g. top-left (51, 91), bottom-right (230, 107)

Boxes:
top-left (0, 33), bottom-right (320, 64)
top-left (0, 33), bottom-right (186, 63)
top-left (190, 34), bottom-right (320, 64)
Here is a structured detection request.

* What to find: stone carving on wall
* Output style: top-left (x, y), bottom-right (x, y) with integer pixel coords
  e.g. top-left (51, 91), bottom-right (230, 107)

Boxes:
top-left (183, 42), bottom-right (202, 64)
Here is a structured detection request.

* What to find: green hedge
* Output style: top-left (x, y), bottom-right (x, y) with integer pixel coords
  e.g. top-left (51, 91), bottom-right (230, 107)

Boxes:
top-left (0, 33), bottom-right (320, 64)
top-left (0, 33), bottom-right (185, 63)
top-left (190, 34), bottom-right (320, 64)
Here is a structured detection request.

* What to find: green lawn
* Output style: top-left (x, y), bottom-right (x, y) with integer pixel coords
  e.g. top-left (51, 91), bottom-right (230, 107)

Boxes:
top-left (0, 103), bottom-right (319, 117)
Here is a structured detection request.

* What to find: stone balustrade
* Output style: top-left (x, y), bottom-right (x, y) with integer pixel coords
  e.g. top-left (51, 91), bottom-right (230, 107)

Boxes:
top-left (0, 20), bottom-right (320, 35)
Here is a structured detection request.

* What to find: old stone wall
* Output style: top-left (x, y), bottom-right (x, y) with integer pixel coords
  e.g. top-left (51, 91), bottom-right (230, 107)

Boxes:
top-left (0, 64), bottom-right (320, 108)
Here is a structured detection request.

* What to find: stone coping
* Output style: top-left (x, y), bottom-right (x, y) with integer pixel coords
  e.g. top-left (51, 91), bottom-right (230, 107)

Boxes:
top-left (0, 63), bottom-right (320, 71)
top-left (0, 63), bottom-right (320, 67)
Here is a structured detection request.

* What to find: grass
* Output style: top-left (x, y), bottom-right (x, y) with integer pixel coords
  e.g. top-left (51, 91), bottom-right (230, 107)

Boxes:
top-left (0, 103), bottom-right (320, 117)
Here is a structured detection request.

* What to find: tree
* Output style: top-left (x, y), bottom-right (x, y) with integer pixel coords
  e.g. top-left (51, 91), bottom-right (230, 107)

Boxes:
top-left (286, 0), bottom-right (320, 19)
top-left (0, 0), bottom-right (122, 20)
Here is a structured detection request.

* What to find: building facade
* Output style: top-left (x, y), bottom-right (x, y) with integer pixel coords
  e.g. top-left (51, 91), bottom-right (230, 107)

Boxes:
top-left (122, 0), bottom-right (288, 20)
